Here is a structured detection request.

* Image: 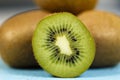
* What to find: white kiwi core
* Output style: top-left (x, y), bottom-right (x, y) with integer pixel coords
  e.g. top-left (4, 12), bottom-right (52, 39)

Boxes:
top-left (55, 35), bottom-right (72, 56)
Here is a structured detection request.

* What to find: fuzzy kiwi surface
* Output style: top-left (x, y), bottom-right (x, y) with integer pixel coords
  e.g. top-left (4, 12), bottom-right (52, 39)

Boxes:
top-left (0, 10), bottom-right (50, 68)
top-left (78, 10), bottom-right (120, 68)
top-left (32, 12), bottom-right (95, 78)
top-left (34, 0), bottom-right (97, 15)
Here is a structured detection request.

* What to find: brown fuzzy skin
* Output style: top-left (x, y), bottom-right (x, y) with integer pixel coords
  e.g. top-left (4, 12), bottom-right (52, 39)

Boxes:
top-left (34, 0), bottom-right (97, 15)
top-left (0, 10), bottom-right (50, 68)
top-left (78, 11), bottom-right (120, 68)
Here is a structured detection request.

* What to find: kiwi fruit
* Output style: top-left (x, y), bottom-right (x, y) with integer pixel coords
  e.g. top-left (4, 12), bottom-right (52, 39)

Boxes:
top-left (0, 10), bottom-right (50, 68)
top-left (34, 0), bottom-right (98, 15)
top-left (32, 12), bottom-right (95, 78)
top-left (78, 10), bottom-right (120, 68)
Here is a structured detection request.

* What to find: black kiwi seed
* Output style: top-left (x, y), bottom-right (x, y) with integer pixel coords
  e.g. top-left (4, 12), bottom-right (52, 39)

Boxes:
top-left (71, 36), bottom-right (77, 41)
top-left (68, 31), bottom-right (71, 34)
top-left (76, 51), bottom-right (80, 55)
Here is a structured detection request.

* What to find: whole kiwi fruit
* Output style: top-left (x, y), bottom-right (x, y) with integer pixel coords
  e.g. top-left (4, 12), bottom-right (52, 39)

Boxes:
top-left (32, 12), bottom-right (95, 78)
top-left (78, 10), bottom-right (120, 68)
top-left (0, 10), bottom-right (50, 68)
top-left (34, 0), bottom-right (98, 15)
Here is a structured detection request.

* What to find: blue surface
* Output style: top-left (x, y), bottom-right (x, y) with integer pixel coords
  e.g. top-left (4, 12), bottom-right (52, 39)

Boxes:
top-left (0, 59), bottom-right (120, 80)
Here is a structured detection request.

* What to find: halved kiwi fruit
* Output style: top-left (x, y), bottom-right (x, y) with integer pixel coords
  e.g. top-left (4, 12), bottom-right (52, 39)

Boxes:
top-left (78, 10), bottom-right (120, 68)
top-left (0, 10), bottom-right (50, 68)
top-left (34, 0), bottom-right (98, 15)
top-left (32, 12), bottom-right (95, 78)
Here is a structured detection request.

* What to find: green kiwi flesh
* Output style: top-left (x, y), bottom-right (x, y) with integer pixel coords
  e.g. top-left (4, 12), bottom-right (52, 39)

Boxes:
top-left (32, 12), bottom-right (95, 77)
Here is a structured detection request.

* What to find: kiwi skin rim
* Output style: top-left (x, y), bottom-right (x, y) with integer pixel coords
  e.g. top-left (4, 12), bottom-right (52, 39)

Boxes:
top-left (32, 12), bottom-right (96, 78)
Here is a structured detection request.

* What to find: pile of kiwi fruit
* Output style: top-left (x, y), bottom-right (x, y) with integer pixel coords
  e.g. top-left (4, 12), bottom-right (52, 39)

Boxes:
top-left (0, 0), bottom-right (120, 78)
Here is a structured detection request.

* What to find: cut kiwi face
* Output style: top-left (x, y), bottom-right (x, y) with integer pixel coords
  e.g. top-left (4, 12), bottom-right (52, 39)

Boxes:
top-left (32, 12), bottom-right (95, 78)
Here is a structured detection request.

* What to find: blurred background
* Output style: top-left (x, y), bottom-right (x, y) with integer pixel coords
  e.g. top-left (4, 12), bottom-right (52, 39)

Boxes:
top-left (0, 0), bottom-right (120, 25)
